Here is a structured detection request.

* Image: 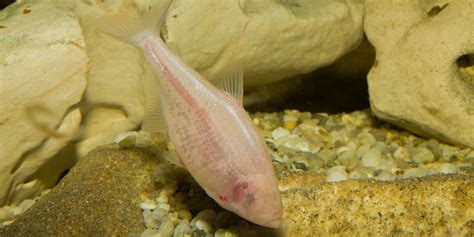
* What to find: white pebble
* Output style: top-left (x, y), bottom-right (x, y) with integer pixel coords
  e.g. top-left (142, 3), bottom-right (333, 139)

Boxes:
top-left (215, 229), bottom-right (239, 237)
top-left (361, 148), bottom-right (383, 168)
top-left (140, 228), bottom-right (159, 237)
top-left (349, 170), bottom-right (368, 179)
top-left (195, 219), bottom-right (213, 233)
top-left (173, 222), bottom-right (192, 236)
top-left (157, 203), bottom-right (171, 212)
top-left (140, 201), bottom-right (156, 210)
top-left (326, 166), bottom-right (348, 182)
top-left (272, 127), bottom-right (290, 140)
top-left (283, 114), bottom-right (298, 123)
top-left (152, 208), bottom-right (168, 219)
top-left (438, 163), bottom-right (459, 174)
top-left (178, 209), bottom-right (192, 221)
top-left (403, 168), bottom-right (435, 178)
top-left (0, 207), bottom-right (14, 221)
top-left (18, 199), bottom-right (35, 210)
top-left (375, 170), bottom-right (395, 181)
top-left (412, 147), bottom-right (435, 164)
top-left (393, 146), bottom-right (409, 160)
top-left (156, 195), bottom-right (169, 204)
top-left (356, 144), bottom-right (371, 158)
top-left (191, 209), bottom-right (216, 228)
top-left (157, 218), bottom-right (175, 236)
top-left (10, 206), bottom-right (23, 216)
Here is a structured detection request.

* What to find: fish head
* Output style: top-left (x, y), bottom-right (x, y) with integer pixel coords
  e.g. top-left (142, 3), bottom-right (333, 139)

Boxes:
top-left (223, 174), bottom-right (283, 228)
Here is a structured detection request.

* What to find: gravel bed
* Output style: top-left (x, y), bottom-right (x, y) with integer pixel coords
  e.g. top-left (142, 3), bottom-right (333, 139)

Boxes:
top-left (256, 109), bottom-right (472, 181)
top-left (138, 109), bottom-right (473, 236)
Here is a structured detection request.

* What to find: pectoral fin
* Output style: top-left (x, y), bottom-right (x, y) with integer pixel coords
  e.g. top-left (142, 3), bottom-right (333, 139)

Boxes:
top-left (211, 64), bottom-right (244, 105)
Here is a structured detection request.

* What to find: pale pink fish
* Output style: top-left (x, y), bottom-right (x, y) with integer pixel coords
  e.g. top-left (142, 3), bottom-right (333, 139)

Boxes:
top-left (97, 0), bottom-right (282, 228)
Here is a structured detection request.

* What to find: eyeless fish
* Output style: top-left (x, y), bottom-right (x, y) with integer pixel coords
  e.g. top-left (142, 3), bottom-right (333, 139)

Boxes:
top-left (96, 0), bottom-right (282, 228)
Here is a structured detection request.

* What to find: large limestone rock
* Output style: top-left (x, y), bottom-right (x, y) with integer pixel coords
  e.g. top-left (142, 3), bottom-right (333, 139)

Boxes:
top-left (365, 0), bottom-right (474, 148)
top-left (162, 0), bottom-right (365, 86)
top-left (72, 1), bottom-right (151, 157)
top-left (0, 0), bottom-right (87, 206)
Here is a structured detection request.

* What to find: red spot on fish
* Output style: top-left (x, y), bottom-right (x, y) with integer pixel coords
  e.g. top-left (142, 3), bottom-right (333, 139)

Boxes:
top-left (231, 182), bottom-right (249, 202)
top-left (218, 195), bottom-right (227, 204)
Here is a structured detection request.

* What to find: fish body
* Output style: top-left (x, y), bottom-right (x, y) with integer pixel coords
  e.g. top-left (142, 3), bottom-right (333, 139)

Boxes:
top-left (97, 0), bottom-right (282, 228)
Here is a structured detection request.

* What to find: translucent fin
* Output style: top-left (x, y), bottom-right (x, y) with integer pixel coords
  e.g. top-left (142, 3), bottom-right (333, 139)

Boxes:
top-left (95, 0), bottom-right (172, 46)
top-left (163, 150), bottom-right (185, 168)
top-left (142, 74), bottom-right (168, 133)
top-left (212, 64), bottom-right (244, 104)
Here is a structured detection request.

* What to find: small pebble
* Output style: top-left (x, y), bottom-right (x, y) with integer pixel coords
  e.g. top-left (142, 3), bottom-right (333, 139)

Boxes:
top-left (140, 228), bottom-right (159, 237)
top-left (412, 147), bottom-right (435, 164)
top-left (326, 166), bottom-right (349, 182)
top-left (158, 203), bottom-right (171, 212)
top-left (178, 209), bottom-right (192, 221)
top-left (403, 168), bottom-right (435, 178)
top-left (140, 201), bottom-right (157, 210)
top-left (271, 127), bottom-right (290, 140)
top-left (214, 229), bottom-right (239, 237)
top-left (437, 163), bottom-right (459, 174)
top-left (18, 199), bottom-right (35, 210)
top-left (174, 222), bottom-right (192, 237)
top-left (157, 218), bottom-right (175, 236)
top-left (0, 207), bottom-right (14, 221)
top-left (195, 219), bottom-right (213, 233)
top-left (191, 209), bottom-right (216, 227)
top-left (361, 148), bottom-right (383, 168)
top-left (157, 195), bottom-right (169, 204)
top-left (375, 170), bottom-right (395, 181)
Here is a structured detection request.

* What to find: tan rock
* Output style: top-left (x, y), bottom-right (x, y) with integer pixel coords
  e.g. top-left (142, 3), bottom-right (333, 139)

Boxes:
top-left (364, 0), bottom-right (474, 148)
top-left (145, 0), bottom-right (365, 86)
top-left (72, 1), bottom-right (150, 157)
top-left (0, 0), bottom-right (88, 206)
top-left (279, 171), bottom-right (473, 236)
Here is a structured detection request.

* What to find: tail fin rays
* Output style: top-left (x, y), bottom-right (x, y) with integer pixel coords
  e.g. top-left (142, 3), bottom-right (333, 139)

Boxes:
top-left (95, 0), bottom-right (172, 45)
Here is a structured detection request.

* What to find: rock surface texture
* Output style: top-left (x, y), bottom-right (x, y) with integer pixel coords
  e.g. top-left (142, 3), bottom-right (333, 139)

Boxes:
top-left (280, 171), bottom-right (473, 236)
top-left (365, 0), bottom-right (474, 148)
top-left (0, 145), bottom-right (161, 236)
top-left (161, 0), bottom-right (365, 86)
top-left (0, 0), bottom-right (87, 206)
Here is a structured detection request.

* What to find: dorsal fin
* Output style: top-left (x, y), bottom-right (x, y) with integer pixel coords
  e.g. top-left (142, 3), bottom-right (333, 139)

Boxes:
top-left (211, 64), bottom-right (244, 105)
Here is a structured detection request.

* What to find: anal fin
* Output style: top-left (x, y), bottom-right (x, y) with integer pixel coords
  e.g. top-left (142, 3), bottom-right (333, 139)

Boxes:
top-left (142, 74), bottom-right (168, 133)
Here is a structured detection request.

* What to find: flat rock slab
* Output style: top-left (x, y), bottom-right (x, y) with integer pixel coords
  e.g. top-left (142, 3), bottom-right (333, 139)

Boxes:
top-left (280, 171), bottom-right (473, 236)
top-left (0, 145), bottom-right (162, 236)
top-left (1, 142), bottom-right (472, 236)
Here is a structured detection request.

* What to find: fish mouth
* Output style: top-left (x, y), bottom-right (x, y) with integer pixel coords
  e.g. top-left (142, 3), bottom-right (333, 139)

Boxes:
top-left (262, 216), bottom-right (282, 228)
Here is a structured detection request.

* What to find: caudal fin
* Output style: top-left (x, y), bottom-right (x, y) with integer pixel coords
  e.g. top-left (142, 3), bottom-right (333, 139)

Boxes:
top-left (95, 0), bottom-right (172, 46)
